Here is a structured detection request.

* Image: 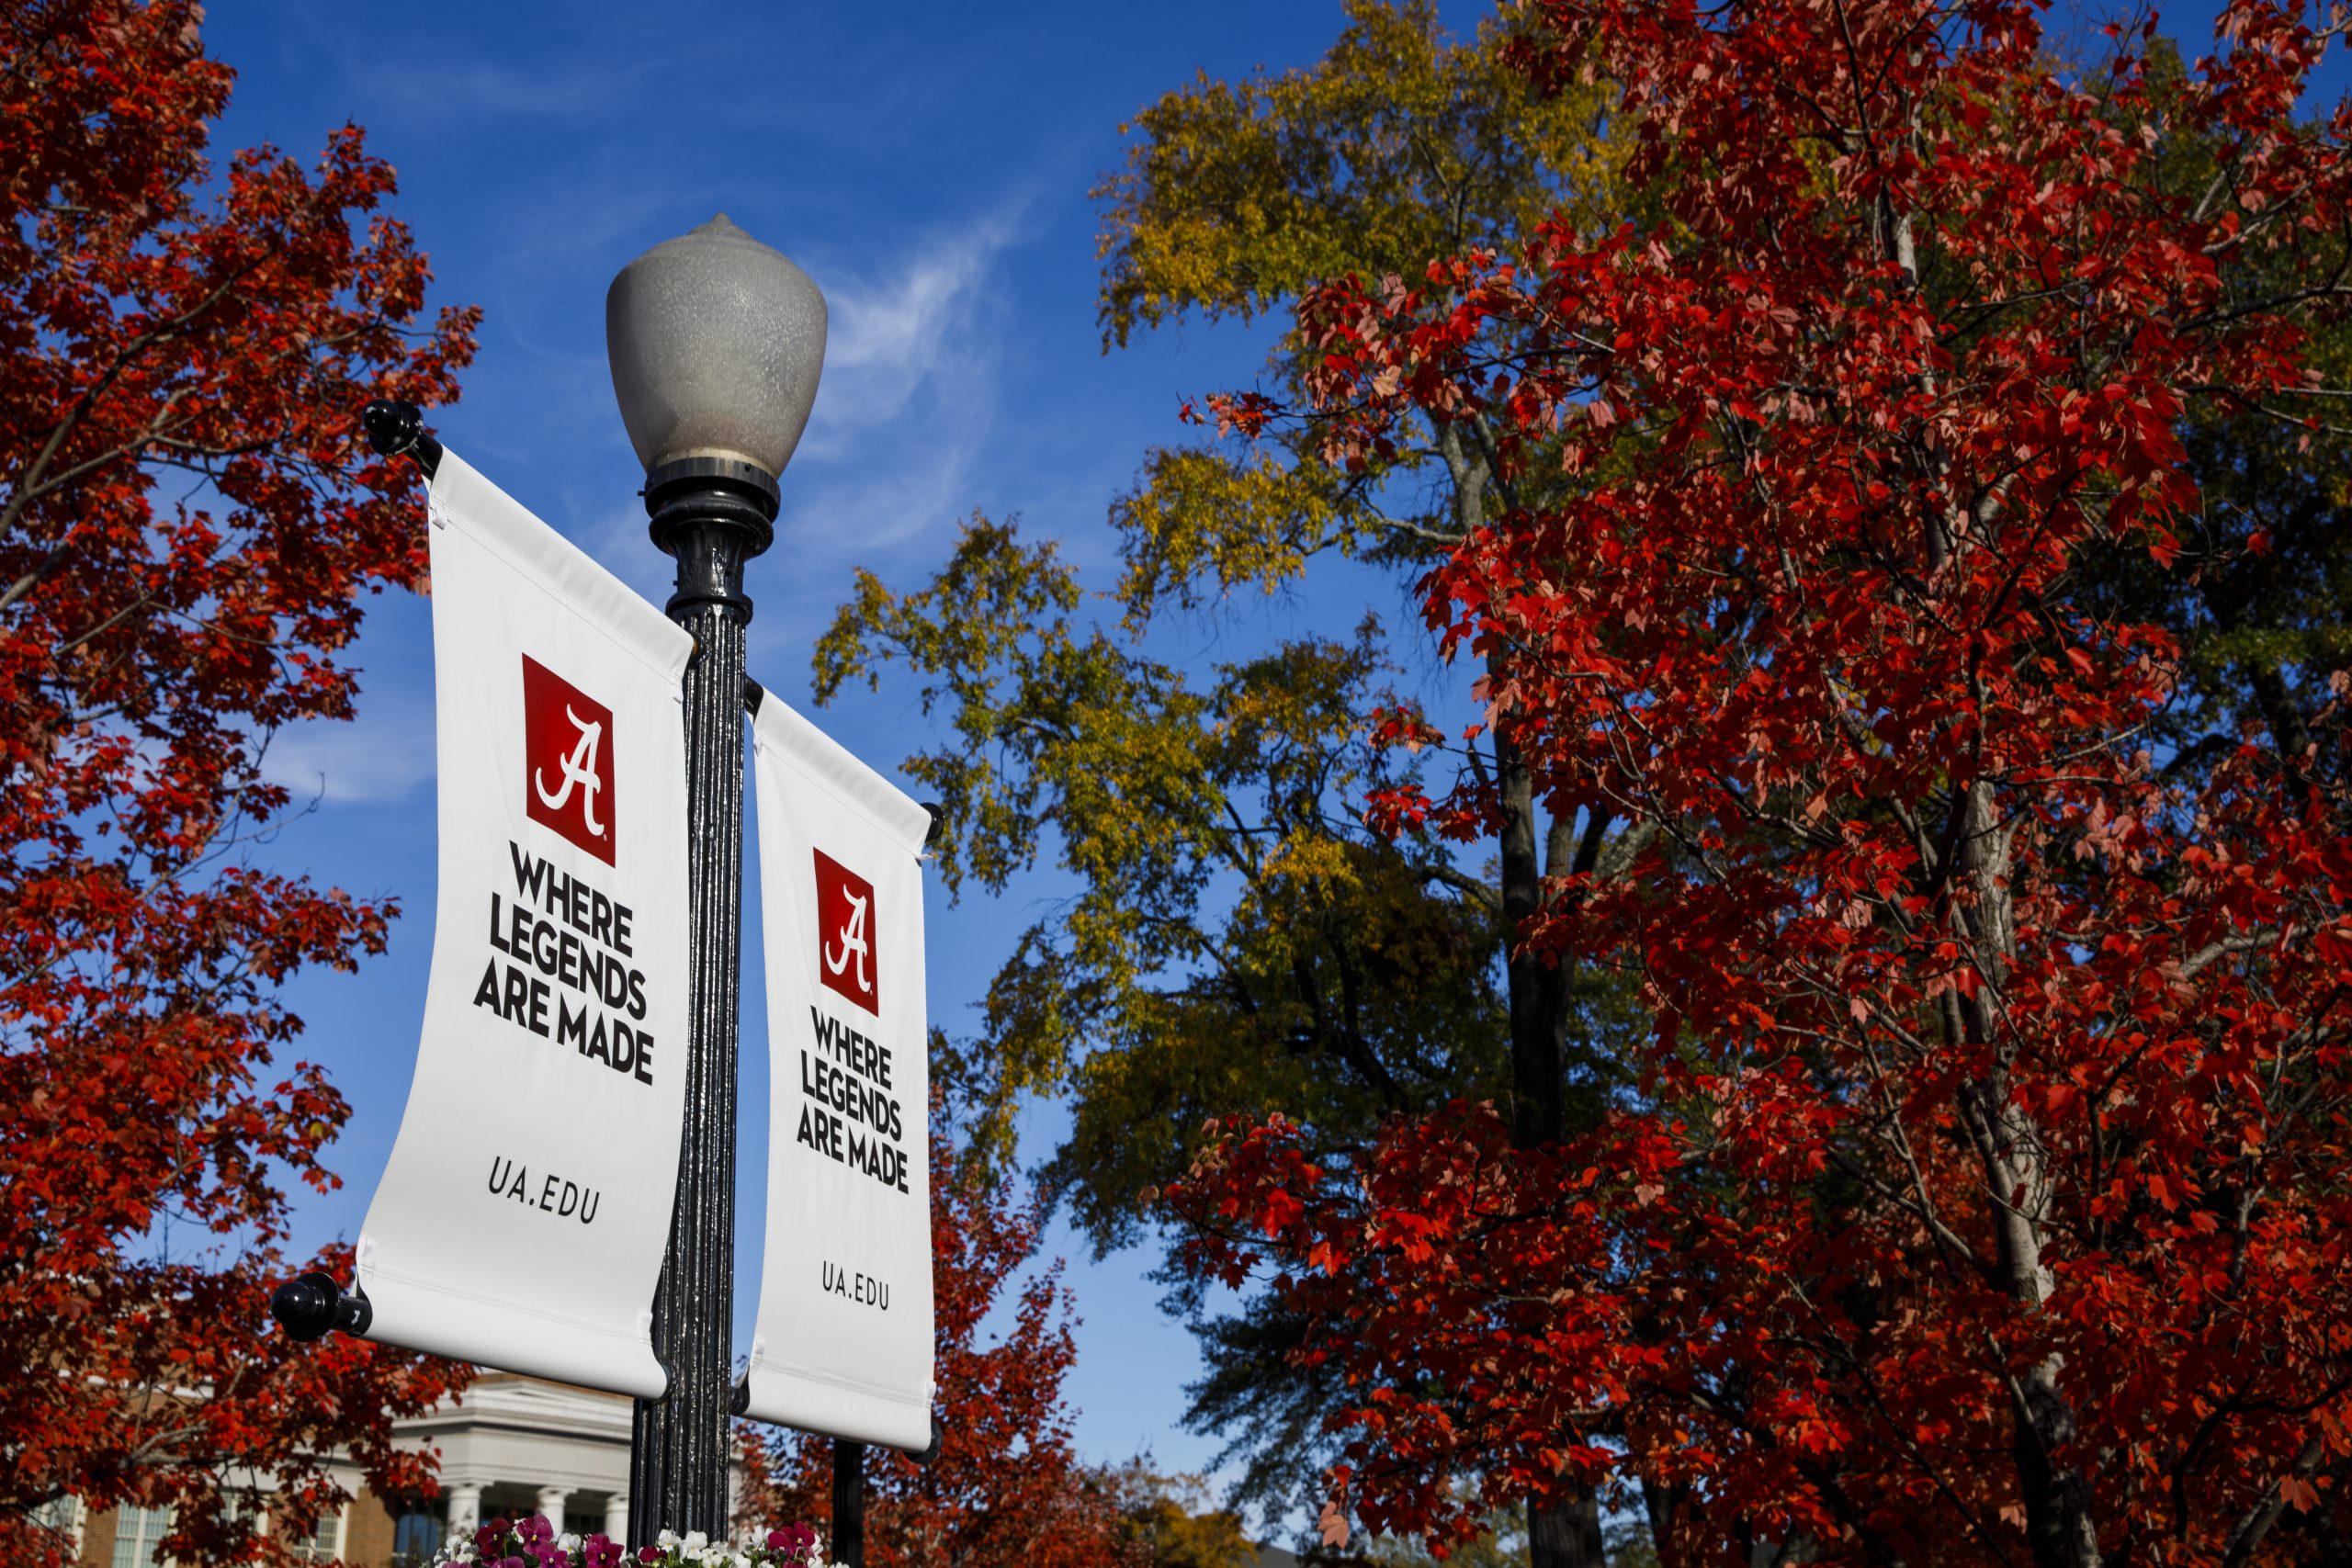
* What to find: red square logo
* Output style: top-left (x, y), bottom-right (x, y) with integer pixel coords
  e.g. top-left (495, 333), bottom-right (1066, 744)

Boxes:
top-left (523, 654), bottom-right (616, 865)
top-left (814, 848), bottom-right (877, 1014)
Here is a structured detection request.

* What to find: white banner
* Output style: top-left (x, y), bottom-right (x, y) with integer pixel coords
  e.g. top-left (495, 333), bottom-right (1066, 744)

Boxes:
top-left (741, 696), bottom-right (934, 1450)
top-left (354, 450), bottom-right (694, 1398)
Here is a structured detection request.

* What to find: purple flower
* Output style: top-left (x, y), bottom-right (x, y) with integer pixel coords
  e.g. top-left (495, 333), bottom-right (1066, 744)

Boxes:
top-left (759, 1523), bottom-right (816, 1564)
top-left (639, 1550), bottom-right (663, 1565)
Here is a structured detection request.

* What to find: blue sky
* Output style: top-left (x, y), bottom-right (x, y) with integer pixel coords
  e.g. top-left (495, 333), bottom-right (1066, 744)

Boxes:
top-left (195, 0), bottom-right (2344, 1533)
top-left (200, 0), bottom-right (1435, 1517)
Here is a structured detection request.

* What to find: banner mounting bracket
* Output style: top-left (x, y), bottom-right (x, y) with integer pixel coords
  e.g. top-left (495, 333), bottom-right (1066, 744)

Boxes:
top-left (268, 1271), bottom-right (373, 1343)
top-left (361, 399), bottom-right (444, 479)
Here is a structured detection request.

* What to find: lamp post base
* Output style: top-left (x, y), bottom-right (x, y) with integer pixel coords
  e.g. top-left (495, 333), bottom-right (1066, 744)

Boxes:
top-left (831, 1441), bottom-right (865, 1568)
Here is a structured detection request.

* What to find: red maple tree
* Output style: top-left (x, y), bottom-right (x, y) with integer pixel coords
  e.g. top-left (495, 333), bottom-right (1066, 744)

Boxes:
top-left (0, 2), bottom-right (479, 1562)
top-left (744, 1108), bottom-right (1142, 1568)
top-left (1170, 2), bottom-right (2352, 1564)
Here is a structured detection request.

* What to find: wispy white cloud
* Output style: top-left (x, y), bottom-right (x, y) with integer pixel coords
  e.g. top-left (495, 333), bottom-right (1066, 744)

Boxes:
top-left (794, 195), bottom-right (1033, 457)
top-left (426, 190), bottom-right (1041, 682)
top-left (718, 190), bottom-right (1042, 664)
top-left (358, 56), bottom-right (666, 127)
top-left (259, 691), bottom-right (437, 807)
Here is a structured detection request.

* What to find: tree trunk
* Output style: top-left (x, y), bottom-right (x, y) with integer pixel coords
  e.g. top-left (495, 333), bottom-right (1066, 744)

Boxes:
top-left (1498, 721), bottom-right (1566, 1151)
top-left (1949, 781), bottom-right (2102, 1568)
top-left (1449, 423), bottom-right (1611, 1568)
top-left (1641, 1475), bottom-right (1690, 1568)
top-left (1532, 1487), bottom-right (1608, 1568)
top-left (1886, 165), bottom-right (2103, 1564)
top-left (1498, 710), bottom-right (1607, 1568)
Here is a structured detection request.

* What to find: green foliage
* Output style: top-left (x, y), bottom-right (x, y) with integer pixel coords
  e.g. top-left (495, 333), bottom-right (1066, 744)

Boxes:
top-left (1095, 0), bottom-right (1622, 350)
top-left (816, 0), bottom-right (1642, 1530)
top-left (1597, 1517), bottom-right (1657, 1568)
top-left (818, 513), bottom-right (1507, 1222)
top-left (1110, 1465), bottom-right (1258, 1568)
top-left (1364, 1501), bottom-right (1527, 1568)
top-left (1161, 1297), bottom-right (1351, 1531)
top-left (1112, 449), bottom-right (1365, 627)
top-left (2063, 39), bottom-right (2352, 768)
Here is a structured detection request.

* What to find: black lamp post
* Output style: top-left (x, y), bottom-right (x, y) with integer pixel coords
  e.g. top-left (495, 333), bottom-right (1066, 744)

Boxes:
top-left (312, 216), bottom-right (841, 1553)
top-left (605, 214), bottom-right (829, 1547)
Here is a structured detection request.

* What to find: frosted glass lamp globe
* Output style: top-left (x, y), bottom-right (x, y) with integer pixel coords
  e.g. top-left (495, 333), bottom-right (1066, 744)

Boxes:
top-left (605, 213), bottom-right (828, 498)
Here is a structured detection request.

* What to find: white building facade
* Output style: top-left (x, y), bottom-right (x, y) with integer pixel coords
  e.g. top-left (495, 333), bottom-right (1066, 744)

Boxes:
top-left (391, 1374), bottom-right (640, 1551)
top-left (64, 1374), bottom-right (733, 1568)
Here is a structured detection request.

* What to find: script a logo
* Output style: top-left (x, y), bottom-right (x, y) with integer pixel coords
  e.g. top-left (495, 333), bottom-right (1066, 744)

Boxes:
top-left (522, 654), bottom-right (616, 866)
top-left (813, 848), bottom-right (877, 1014)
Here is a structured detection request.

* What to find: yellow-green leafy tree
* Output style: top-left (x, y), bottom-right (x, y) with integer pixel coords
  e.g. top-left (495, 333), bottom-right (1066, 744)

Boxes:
top-left (2071, 38), bottom-right (2352, 781)
top-left (1109, 1465), bottom-right (1255, 1568)
top-left (813, 6), bottom-right (1637, 1564)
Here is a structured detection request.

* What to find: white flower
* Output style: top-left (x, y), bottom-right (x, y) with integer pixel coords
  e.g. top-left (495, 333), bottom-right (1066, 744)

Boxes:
top-left (658, 1532), bottom-right (681, 1551)
top-left (560, 1538), bottom-right (582, 1554)
top-left (683, 1533), bottom-right (709, 1555)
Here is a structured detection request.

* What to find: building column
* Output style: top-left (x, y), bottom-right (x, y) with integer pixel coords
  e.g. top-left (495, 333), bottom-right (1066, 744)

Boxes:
top-left (537, 1488), bottom-right (571, 1535)
top-left (446, 1485), bottom-right (482, 1540)
top-left (604, 1495), bottom-right (630, 1545)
